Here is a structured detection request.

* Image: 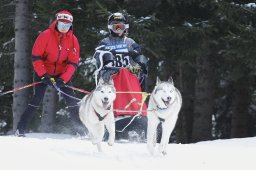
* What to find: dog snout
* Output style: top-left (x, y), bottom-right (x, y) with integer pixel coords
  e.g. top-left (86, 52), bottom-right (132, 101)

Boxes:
top-left (167, 96), bottom-right (171, 101)
top-left (104, 97), bottom-right (109, 102)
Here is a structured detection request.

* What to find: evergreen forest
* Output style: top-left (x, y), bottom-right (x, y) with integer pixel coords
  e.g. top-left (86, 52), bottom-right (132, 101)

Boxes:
top-left (1, 0), bottom-right (256, 143)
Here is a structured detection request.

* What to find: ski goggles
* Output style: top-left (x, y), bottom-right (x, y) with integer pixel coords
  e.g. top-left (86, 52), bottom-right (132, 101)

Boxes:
top-left (108, 23), bottom-right (129, 31)
top-left (58, 21), bottom-right (72, 28)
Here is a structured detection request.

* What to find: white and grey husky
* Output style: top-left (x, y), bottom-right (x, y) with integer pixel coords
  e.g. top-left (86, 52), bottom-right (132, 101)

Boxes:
top-left (79, 78), bottom-right (116, 152)
top-left (147, 77), bottom-right (182, 155)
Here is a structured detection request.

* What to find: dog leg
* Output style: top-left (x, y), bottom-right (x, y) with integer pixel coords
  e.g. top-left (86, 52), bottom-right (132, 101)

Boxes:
top-left (153, 130), bottom-right (157, 147)
top-left (88, 123), bottom-right (104, 147)
top-left (147, 117), bottom-right (159, 155)
top-left (105, 118), bottom-right (115, 146)
top-left (92, 125), bottom-right (105, 152)
top-left (158, 118), bottom-right (177, 155)
top-left (97, 124), bottom-right (105, 143)
top-left (96, 143), bottom-right (102, 152)
top-left (158, 130), bottom-right (168, 155)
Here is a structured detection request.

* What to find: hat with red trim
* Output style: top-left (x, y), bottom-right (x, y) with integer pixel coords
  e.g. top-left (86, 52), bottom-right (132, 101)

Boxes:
top-left (56, 10), bottom-right (73, 23)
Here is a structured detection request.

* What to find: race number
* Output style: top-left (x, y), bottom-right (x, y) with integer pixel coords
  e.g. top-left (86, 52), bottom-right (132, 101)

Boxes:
top-left (114, 54), bottom-right (130, 67)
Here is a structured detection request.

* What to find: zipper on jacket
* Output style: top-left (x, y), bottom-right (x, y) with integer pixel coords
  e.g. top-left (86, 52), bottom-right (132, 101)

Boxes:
top-left (54, 33), bottom-right (64, 73)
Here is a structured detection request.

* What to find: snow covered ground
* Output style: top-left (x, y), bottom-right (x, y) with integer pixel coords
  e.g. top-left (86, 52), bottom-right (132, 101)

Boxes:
top-left (0, 133), bottom-right (255, 170)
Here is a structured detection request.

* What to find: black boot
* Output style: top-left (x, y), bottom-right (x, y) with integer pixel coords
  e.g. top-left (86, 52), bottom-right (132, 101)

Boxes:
top-left (15, 128), bottom-right (25, 137)
top-left (15, 122), bottom-right (26, 137)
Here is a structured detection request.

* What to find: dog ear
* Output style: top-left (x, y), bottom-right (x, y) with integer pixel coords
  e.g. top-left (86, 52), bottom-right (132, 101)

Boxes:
top-left (98, 77), bottom-right (104, 86)
top-left (108, 78), bottom-right (114, 85)
top-left (156, 77), bottom-right (161, 85)
top-left (168, 76), bottom-right (174, 85)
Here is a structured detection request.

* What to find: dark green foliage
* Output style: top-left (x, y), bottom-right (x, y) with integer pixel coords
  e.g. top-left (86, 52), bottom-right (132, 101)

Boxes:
top-left (0, 0), bottom-right (15, 134)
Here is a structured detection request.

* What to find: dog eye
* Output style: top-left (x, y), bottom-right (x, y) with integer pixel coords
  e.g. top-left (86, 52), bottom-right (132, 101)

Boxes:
top-left (101, 90), bottom-right (104, 93)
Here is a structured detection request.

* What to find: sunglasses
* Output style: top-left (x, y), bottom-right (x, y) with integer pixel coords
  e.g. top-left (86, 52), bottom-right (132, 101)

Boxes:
top-left (58, 21), bottom-right (72, 28)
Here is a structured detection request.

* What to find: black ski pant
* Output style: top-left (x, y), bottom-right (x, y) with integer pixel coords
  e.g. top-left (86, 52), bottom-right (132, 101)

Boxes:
top-left (17, 74), bottom-right (81, 133)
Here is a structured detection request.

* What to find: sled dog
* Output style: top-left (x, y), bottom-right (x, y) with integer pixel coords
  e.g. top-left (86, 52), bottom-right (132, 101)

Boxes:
top-left (147, 77), bottom-right (182, 155)
top-left (79, 78), bottom-right (116, 152)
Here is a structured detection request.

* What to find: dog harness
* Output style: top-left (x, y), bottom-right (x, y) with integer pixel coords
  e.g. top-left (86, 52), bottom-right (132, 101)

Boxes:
top-left (158, 117), bottom-right (165, 123)
top-left (94, 108), bottom-right (111, 121)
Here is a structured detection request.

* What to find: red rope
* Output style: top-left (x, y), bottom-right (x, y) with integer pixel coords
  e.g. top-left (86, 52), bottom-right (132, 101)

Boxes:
top-left (66, 85), bottom-right (91, 94)
top-left (0, 81), bottom-right (41, 96)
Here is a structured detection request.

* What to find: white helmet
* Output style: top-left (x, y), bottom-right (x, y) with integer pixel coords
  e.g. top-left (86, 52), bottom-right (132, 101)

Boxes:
top-left (107, 12), bottom-right (129, 36)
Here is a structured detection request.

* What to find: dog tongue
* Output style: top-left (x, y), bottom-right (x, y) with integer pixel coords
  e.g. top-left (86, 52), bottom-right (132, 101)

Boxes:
top-left (102, 101), bottom-right (110, 109)
top-left (164, 101), bottom-right (169, 106)
top-left (161, 99), bottom-right (169, 106)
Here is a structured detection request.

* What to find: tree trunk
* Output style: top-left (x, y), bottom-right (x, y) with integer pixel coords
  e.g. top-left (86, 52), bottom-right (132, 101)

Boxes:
top-left (191, 43), bottom-right (214, 142)
top-left (176, 63), bottom-right (195, 143)
top-left (231, 76), bottom-right (250, 138)
top-left (12, 0), bottom-right (30, 131)
top-left (40, 87), bottom-right (57, 133)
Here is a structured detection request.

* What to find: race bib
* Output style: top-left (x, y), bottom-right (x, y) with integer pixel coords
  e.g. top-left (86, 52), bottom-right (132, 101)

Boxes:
top-left (114, 54), bottom-right (130, 67)
top-left (105, 44), bottom-right (131, 68)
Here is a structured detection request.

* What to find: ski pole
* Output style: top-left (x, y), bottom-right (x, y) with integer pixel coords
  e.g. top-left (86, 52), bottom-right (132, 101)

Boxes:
top-left (0, 81), bottom-right (41, 97)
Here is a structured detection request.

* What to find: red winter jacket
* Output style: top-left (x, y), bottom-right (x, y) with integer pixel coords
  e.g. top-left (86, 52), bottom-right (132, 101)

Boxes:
top-left (32, 20), bottom-right (80, 83)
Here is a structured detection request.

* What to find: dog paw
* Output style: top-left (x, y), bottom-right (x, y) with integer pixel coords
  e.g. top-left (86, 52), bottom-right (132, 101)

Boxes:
top-left (108, 141), bottom-right (114, 146)
top-left (96, 143), bottom-right (103, 152)
top-left (157, 146), bottom-right (167, 156)
top-left (157, 145), bottom-right (164, 153)
top-left (161, 151), bottom-right (167, 155)
top-left (147, 146), bottom-right (155, 155)
top-left (108, 143), bottom-right (113, 146)
top-left (149, 149), bottom-right (155, 155)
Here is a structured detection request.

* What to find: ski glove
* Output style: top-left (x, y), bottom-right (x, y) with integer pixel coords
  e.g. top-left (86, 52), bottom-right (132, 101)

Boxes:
top-left (55, 78), bottom-right (66, 88)
top-left (41, 74), bottom-right (53, 86)
top-left (128, 63), bottom-right (141, 74)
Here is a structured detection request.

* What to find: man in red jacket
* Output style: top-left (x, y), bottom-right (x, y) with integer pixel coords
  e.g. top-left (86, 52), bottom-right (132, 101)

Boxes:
top-left (15, 10), bottom-right (82, 137)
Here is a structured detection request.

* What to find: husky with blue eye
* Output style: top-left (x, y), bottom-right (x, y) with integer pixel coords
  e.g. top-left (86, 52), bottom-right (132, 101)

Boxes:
top-left (79, 78), bottom-right (116, 152)
top-left (147, 77), bottom-right (182, 155)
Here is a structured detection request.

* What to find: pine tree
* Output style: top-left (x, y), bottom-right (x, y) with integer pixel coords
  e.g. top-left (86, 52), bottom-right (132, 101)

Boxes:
top-left (0, 0), bottom-right (15, 134)
top-left (12, 0), bottom-right (31, 131)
